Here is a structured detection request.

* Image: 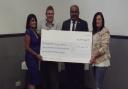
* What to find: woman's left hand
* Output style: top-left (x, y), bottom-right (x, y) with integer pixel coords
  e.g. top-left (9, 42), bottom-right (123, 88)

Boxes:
top-left (90, 55), bottom-right (96, 64)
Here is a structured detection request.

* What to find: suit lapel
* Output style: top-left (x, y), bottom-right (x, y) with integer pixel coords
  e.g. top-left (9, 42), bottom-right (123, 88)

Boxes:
top-left (76, 19), bottom-right (81, 31)
top-left (67, 19), bottom-right (71, 31)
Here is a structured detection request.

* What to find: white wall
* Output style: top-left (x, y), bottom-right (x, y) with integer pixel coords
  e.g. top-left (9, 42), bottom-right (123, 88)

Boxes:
top-left (0, 0), bottom-right (44, 34)
top-left (84, 0), bottom-right (128, 36)
top-left (0, 0), bottom-right (128, 36)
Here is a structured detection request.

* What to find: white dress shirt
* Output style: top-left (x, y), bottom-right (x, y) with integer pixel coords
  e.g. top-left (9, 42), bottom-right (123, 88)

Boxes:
top-left (70, 20), bottom-right (77, 31)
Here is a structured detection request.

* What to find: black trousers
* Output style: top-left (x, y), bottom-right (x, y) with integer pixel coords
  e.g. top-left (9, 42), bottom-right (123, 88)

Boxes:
top-left (64, 63), bottom-right (85, 89)
top-left (41, 61), bottom-right (59, 89)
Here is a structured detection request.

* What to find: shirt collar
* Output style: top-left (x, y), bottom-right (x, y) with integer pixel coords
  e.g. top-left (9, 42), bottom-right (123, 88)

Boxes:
top-left (45, 19), bottom-right (54, 28)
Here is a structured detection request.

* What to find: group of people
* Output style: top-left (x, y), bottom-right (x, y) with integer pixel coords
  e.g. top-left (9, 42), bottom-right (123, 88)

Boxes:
top-left (24, 4), bottom-right (111, 89)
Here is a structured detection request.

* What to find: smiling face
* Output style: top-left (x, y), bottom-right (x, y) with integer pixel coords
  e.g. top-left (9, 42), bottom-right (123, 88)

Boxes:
top-left (46, 9), bottom-right (54, 23)
top-left (96, 15), bottom-right (103, 30)
top-left (29, 17), bottom-right (37, 29)
top-left (70, 5), bottom-right (79, 21)
top-left (92, 12), bottom-right (105, 34)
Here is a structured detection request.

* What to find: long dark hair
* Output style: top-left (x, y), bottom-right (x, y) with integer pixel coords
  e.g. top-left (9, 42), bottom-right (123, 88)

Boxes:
top-left (92, 12), bottom-right (104, 34)
top-left (26, 13), bottom-right (37, 29)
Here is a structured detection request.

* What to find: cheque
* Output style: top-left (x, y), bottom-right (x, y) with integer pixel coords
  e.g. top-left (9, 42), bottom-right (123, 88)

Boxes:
top-left (40, 30), bottom-right (92, 63)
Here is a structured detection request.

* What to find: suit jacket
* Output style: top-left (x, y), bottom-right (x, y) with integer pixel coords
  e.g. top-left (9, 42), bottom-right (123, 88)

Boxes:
top-left (62, 18), bottom-right (88, 31)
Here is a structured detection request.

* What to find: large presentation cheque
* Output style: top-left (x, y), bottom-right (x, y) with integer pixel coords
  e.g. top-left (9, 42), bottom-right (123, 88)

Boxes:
top-left (40, 30), bottom-right (92, 63)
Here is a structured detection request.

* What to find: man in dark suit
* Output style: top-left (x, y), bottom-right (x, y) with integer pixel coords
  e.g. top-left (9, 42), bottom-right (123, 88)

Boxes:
top-left (62, 5), bottom-right (88, 31)
top-left (61, 5), bottom-right (88, 89)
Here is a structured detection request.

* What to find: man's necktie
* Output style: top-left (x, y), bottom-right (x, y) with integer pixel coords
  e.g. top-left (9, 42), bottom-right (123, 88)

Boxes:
top-left (72, 21), bottom-right (75, 31)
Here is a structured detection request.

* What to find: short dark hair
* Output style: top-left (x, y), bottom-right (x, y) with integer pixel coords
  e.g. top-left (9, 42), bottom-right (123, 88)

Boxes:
top-left (26, 13), bottom-right (37, 29)
top-left (70, 5), bottom-right (79, 14)
top-left (46, 5), bottom-right (54, 14)
top-left (92, 12), bottom-right (105, 34)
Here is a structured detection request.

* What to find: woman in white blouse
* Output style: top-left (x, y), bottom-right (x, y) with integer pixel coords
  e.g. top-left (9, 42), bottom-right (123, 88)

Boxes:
top-left (90, 12), bottom-right (111, 89)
